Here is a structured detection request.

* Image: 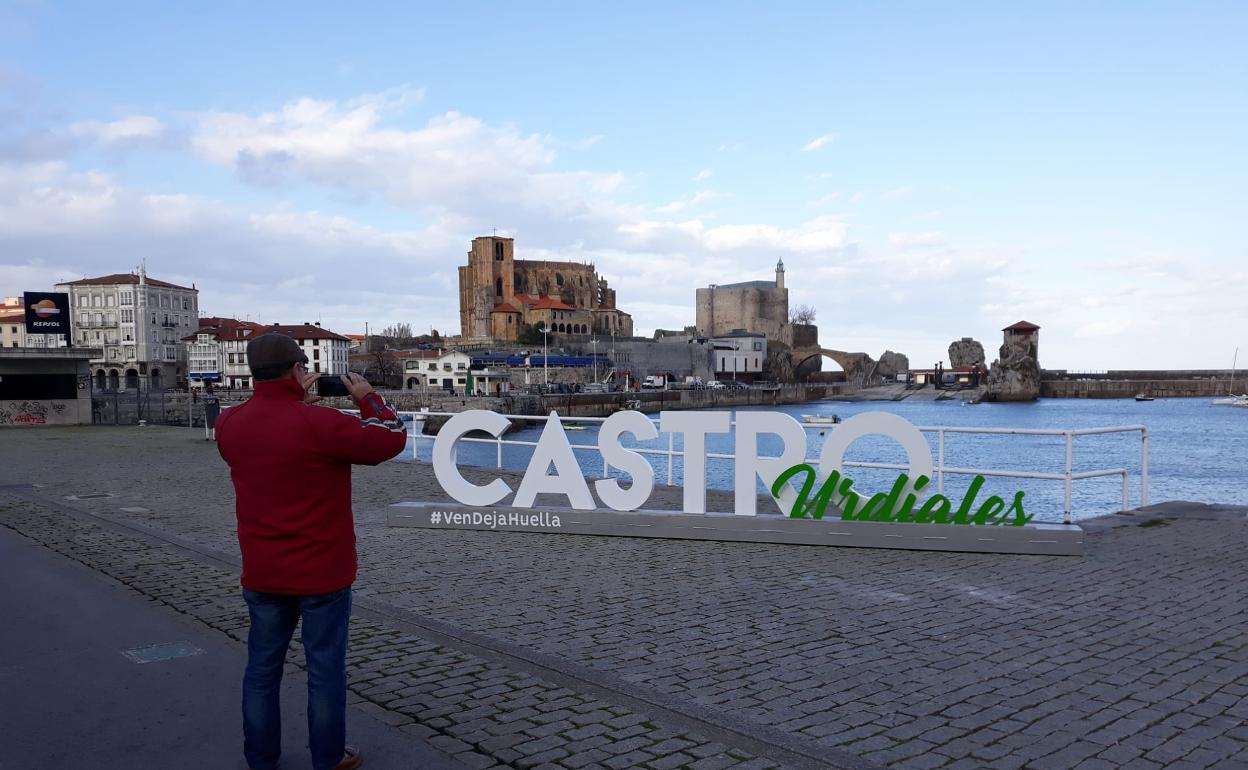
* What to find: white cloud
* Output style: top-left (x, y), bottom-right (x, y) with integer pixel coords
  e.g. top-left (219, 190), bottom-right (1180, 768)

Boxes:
top-left (888, 231), bottom-right (946, 249)
top-left (71, 115), bottom-right (165, 144)
top-left (1075, 319), bottom-right (1133, 338)
top-left (692, 168), bottom-right (712, 182)
top-left (881, 185), bottom-right (916, 200)
top-left (655, 190), bottom-right (720, 214)
top-left (801, 133), bottom-right (837, 152)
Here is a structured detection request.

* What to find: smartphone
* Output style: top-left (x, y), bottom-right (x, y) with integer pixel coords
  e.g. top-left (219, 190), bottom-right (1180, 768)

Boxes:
top-left (317, 375), bottom-right (350, 398)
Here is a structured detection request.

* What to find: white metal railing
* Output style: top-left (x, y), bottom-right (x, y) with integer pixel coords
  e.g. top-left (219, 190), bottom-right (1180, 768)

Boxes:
top-left (399, 411), bottom-right (1149, 524)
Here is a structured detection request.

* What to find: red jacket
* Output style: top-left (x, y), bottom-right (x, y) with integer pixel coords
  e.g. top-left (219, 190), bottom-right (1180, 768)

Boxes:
top-left (216, 378), bottom-right (407, 594)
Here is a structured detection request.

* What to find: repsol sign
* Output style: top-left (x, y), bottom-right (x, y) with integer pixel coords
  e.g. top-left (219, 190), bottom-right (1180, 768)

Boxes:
top-left (431, 410), bottom-right (1032, 526)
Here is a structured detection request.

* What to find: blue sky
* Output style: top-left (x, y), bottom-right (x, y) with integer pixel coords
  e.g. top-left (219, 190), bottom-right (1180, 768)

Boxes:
top-left (1, 1), bottom-right (1244, 369)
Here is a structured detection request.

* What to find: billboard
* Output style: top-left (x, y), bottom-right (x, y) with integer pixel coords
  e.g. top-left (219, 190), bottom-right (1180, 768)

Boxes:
top-left (23, 292), bottom-right (71, 337)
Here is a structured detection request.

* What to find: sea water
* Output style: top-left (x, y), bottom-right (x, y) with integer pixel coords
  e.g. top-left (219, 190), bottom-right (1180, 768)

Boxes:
top-left (399, 398), bottom-right (1247, 522)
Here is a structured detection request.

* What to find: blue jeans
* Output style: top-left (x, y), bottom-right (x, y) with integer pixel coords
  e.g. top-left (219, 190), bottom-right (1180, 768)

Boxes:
top-left (242, 587), bottom-right (352, 770)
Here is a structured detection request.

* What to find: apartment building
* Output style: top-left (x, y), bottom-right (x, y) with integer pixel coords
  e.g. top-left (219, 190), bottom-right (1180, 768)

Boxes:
top-left (54, 269), bottom-right (199, 390)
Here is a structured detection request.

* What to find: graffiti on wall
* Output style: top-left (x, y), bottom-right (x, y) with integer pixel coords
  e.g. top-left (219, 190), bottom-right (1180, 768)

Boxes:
top-left (0, 400), bottom-right (66, 425)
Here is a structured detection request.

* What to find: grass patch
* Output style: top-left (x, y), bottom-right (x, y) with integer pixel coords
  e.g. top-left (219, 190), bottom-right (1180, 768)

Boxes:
top-left (1138, 518), bottom-right (1170, 528)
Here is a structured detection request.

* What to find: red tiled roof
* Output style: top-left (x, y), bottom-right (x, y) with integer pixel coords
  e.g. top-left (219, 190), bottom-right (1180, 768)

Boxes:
top-left (1003, 320), bottom-right (1041, 332)
top-left (263, 324), bottom-right (350, 342)
top-left (59, 273), bottom-right (196, 291)
top-left (527, 297), bottom-right (575, 311)
top-left (182, 317), bottom-right (265, 342)
top-left (491, 302), bottom-right (522, 313)
top-left (0, 311), bottom-right (25, 322)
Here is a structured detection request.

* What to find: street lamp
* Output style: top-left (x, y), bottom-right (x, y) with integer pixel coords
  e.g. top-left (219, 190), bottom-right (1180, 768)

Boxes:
top-left (539, 324), bottom-right (550, 385)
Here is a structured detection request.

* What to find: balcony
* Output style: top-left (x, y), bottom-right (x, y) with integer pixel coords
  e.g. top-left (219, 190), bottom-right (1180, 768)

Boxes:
top-left (161, 321), bottom-right (179, 328)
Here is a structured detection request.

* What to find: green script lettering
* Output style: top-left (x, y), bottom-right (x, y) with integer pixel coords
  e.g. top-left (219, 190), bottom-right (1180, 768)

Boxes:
top-left (772, 465), bottom-right (1030, 527)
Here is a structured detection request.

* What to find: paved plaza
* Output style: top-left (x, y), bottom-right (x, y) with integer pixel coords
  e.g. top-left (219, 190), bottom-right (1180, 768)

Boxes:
top-left (2, 425), bottom-right (1247, 770)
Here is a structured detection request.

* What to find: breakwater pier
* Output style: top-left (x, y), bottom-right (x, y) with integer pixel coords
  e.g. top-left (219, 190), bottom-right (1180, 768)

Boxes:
top-left (1041, 369), bottom-right (1240, 398)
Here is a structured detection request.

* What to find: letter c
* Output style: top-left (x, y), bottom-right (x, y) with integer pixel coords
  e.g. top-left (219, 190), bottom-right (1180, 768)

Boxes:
top-left (432, 410), bottom-right (513, 506)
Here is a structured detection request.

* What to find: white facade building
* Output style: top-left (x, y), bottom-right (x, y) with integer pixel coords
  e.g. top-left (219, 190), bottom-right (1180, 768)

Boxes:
top-left (711, 331), bottom-right (767, 379)
top-left (55, 270), bottom-right (199, 391)
top-left (185, 320), bottom-right (349, 389)
top-left (398, 350), bottom-right (472, 390)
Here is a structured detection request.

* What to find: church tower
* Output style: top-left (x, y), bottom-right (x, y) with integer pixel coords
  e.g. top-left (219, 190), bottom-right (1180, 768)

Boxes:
top-left (775, 258), bottom-right (785, 291)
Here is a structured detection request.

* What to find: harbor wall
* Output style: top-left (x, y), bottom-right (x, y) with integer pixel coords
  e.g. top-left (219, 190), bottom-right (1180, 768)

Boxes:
top-left (1041, 379), bottom-right (1232, 399)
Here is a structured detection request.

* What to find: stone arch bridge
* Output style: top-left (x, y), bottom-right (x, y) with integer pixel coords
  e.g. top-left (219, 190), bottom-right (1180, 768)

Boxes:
top-left (791, 346), bottom-right (881, 387)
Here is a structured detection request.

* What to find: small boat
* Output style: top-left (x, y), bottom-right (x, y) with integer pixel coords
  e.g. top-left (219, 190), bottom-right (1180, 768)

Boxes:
top-left (802, 414), bottom-right (841, 424)
top-left (564, 425), bottom-right (589, 431)
top-left (1214, 348), bottom-right (1242, 406)
top-left (1135, 394), bottom-right (1155, 402)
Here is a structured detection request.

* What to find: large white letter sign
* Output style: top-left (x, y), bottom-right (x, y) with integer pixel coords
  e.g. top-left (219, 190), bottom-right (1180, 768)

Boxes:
top-left (595, 410), bottom-right (658, 511)
top-left (734, 411), bottom-right (807, 516)
top-left (659, 411), bottom-right (731, 514)
top-left (513, 412), bottom-right (597, 510)
top-left (818, 412), bottom-right (933, 499)
top-left (433, 410), bottom-right (513, 506)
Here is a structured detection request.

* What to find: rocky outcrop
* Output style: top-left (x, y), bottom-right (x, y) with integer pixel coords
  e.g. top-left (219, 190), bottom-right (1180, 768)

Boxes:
top-left (876, 351), bottom-right (910, 379)
top-left (986, 337), bottom-right (1041, 401)
top-left (948, 337), bottom-right (985, 369)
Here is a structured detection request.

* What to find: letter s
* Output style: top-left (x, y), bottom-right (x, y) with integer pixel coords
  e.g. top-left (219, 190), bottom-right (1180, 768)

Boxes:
top-left (595, 410), bottom-right (658, 511)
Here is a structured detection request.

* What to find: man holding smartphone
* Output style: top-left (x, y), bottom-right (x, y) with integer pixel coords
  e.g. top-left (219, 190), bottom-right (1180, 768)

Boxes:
top-left (215, 333), bottom-right (407, 770)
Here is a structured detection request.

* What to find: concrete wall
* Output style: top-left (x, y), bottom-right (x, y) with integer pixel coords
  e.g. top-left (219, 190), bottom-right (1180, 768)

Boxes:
top-left (0, 398), bottom-right (90, 426)
top-left (1041, 379), bottom-right (1232, 398)
top-left (508, 384), bottom-right (834, 418)
top-left (612, 339), bottom-right (715, 382)
top-left (0, 349), bottom-right (96, 426)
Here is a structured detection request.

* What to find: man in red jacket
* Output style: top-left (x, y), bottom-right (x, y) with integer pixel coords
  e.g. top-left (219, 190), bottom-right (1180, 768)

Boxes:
top-left (216, 333), bottom-right (407, 770)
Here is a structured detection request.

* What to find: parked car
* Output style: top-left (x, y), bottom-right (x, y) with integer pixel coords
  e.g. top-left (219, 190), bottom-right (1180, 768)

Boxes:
top-left (706, 380), bottom-right (727, 389)
top-left (723, 380), bottom-right (749, 390)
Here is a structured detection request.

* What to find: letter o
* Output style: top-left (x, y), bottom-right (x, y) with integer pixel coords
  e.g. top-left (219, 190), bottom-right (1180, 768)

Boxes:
top-left (817, 412), bottom-right (933, 498)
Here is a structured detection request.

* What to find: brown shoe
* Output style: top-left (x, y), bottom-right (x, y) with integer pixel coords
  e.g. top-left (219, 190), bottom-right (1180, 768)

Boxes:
top-left (331, 746), bottom-right (363, 770)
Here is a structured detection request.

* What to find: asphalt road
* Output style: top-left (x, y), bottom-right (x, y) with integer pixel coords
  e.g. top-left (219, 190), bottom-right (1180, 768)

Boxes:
top-left (0, 525), bottom-right (466, 770)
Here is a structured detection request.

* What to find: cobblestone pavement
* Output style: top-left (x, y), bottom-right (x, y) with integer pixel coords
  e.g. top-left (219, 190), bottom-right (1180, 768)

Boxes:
top-left (3, 425), bottom-right (1248, 770)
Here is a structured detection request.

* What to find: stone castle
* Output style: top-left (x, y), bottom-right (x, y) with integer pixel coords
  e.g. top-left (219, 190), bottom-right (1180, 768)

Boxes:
top-left (457, 236), bottom-right (634, 343)
top-left (694, 260), bottom-right (791, 345)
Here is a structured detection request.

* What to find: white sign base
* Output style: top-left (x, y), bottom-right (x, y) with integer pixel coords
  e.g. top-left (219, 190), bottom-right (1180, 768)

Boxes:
top-left (388, 502), bottom-right (1084, 556)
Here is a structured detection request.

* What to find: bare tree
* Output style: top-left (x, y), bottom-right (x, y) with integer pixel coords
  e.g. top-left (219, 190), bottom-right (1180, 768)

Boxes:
top-left (380, 322), bottom-right (413, 340)
top-left (790, 304), bottom-right (817, 325)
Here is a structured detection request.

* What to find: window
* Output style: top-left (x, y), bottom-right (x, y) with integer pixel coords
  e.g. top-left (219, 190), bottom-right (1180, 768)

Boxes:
top-left (313, 349), bottom-right (320, 361)
top-left (121, 309), bottom-right (134, 323)
top-left (312, 338), bottom-right (319, 346)
top-left (182, 298), bottom-right (189, 310)
top-left (79, 312), bottom-right (88, 323)
top-left (314, 362), bottom-right (320, 373)
top-left (151, 313), bottom-right (157, 324)
top-left (107, 295), bottom-right (116, 306)
top-left (120, 291), bottom-right (133, 305)
top-left (427, 363), bottom-right (436, 371)
top-left (92, 295), bottom-right (101, 307)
